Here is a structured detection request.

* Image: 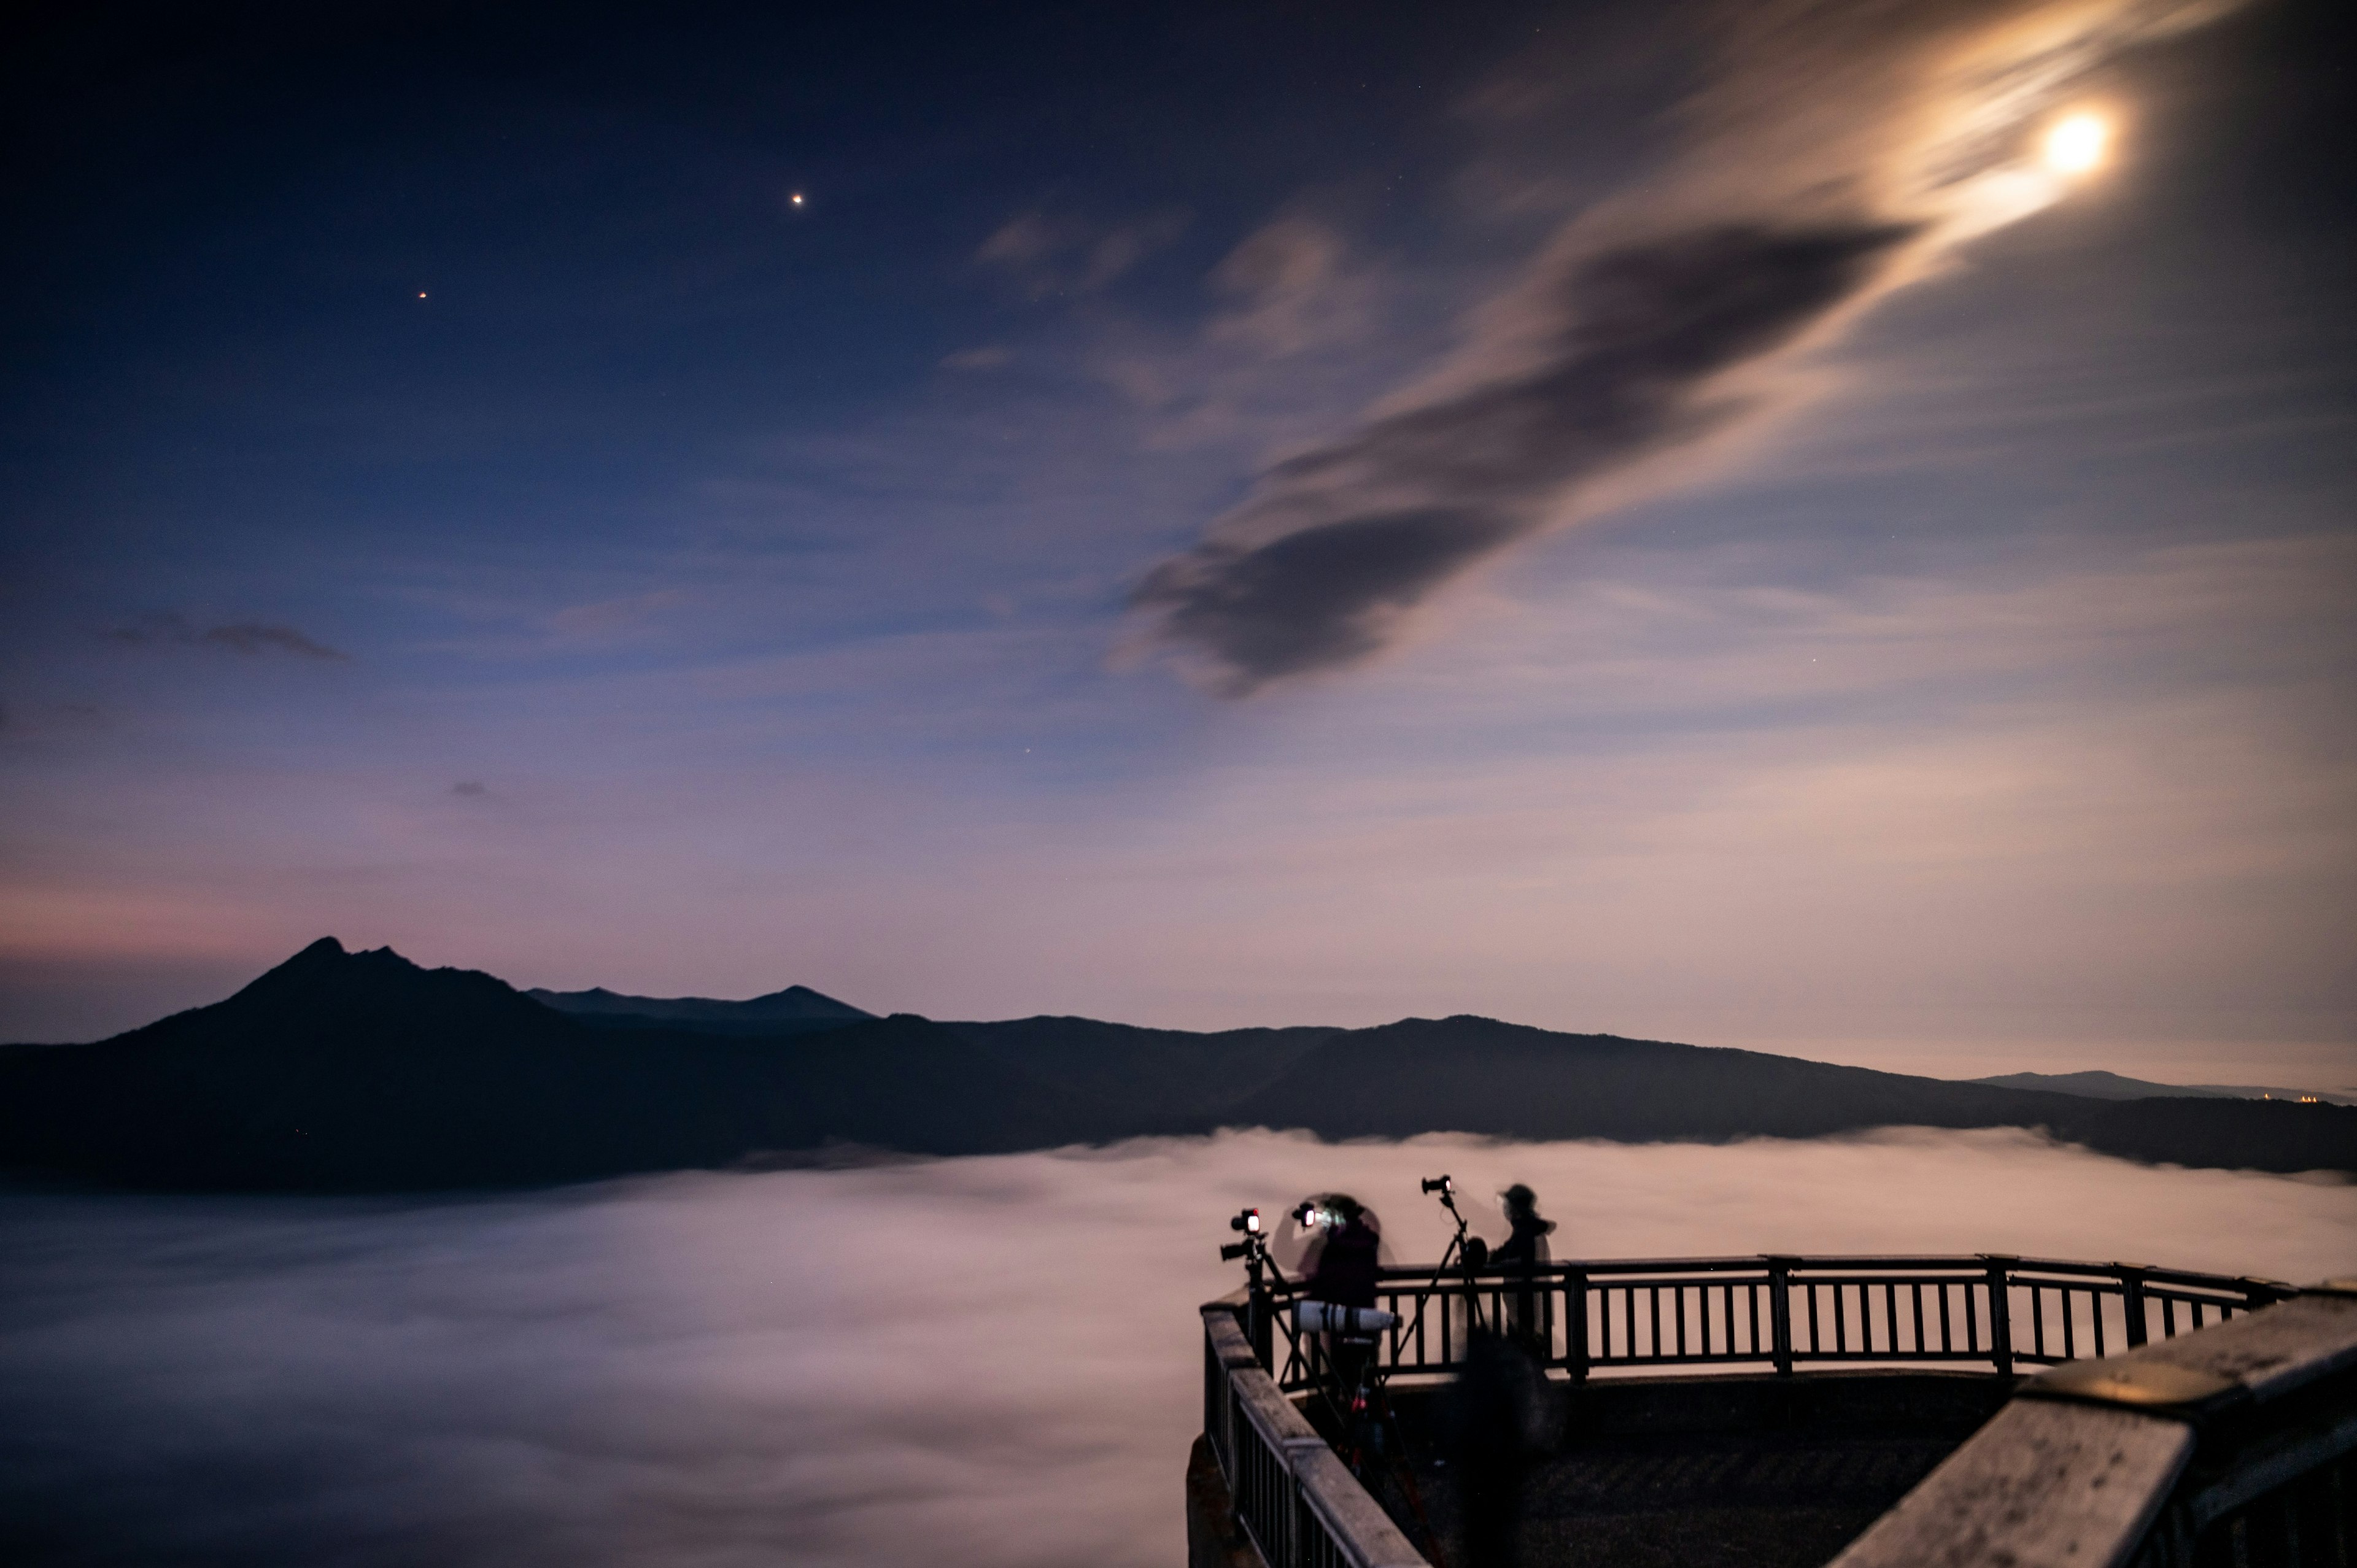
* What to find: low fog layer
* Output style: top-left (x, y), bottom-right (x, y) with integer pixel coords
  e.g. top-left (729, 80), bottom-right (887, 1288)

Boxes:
top-left (4, 1127), bottom-right (2351, 1568)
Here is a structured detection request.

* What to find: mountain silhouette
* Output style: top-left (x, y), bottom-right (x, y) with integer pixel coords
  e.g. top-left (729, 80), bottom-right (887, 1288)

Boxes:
top-left (526, 982), bottom-right (873, 1035)
top-left (1968, 1068), bottom-right (2353, 1105)
top-left (1218, 1016), bottom-right (2357, 1171)
top-left (0, 940), bottom-right (1094, 1191)
top-left (940, 1016), bottom-right (1341, 1118)
top-left (2, 940), bottom-right (2350, 1192)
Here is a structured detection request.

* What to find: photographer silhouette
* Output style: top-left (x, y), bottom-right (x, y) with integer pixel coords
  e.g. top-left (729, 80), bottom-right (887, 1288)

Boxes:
top-left (1301, 1194), bottom-right (1381, 1309)
top-left (1493, 1183), bottom-right (1555, 1352)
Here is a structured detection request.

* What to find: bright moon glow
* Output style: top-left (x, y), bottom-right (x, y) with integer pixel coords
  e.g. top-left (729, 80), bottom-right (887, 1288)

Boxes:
top-left (2043, 113), bottom-right (2110, 174)
top-left (791, 193), bottom-right (804, 204)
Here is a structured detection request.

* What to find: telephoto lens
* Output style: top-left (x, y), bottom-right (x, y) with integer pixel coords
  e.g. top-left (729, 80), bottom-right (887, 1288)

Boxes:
top-left (1295, 1301), bottom-right (1400, 1335)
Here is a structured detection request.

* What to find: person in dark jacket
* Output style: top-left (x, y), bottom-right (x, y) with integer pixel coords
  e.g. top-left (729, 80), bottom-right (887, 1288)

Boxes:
top-left (1439, 1326), bottom-right (1548, 1568)
top-left (1493, 1184), bottom-right (1555, 1351)
top-left (1304, 1193), bottom-right (1382, 1308)
top-left (1301, 1194), bottom-right (1384, 1404)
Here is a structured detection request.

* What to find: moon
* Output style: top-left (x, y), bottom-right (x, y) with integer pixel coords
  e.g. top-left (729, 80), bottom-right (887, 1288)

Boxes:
top-left (2043, 113), bottom-right (2110, 175)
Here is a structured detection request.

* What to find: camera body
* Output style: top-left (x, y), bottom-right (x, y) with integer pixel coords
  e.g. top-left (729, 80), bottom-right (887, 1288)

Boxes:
top-left (1220, 1207), bottom-right (1264, 1262)
top-left (1420, 1175), bottom-right (1453, 1195)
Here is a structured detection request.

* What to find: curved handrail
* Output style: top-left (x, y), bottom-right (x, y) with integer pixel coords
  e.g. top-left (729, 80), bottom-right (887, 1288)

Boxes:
top-left (1270, 1252), bottom-right (2291, 1394)
top-left (1199, 1253), bottom-right (2312, 1568)
top-left (1829, 1288), bottom-right (2357, 1568)
top-left (1203, 1304), bottom-right (1425, 1568)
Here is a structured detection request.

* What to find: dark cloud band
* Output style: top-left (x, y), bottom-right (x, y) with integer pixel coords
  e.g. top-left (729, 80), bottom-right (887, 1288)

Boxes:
top-left (1134, 222), bottom-right (1916, 693)
top-left (106, 613), bottom-right (349, 662)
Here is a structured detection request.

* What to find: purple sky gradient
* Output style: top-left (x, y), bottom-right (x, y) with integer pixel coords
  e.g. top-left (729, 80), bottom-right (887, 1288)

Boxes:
top-left (2, 0), bottom-right (2351, 1079)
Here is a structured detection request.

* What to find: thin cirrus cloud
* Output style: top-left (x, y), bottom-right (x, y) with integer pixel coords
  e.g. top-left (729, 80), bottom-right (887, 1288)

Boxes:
top-left (1129, 0), bottom-right (2250, 695)
top-left (940, 345), bottom-right (1013, 371)
top-left (104, 612), bottom-right (348, 662)
top-left (973, 208), bottom-right (1190, 298)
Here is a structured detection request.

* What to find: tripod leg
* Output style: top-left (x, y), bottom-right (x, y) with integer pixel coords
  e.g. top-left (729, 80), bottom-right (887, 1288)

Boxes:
top-left (1360, 1381), bottom-right (1453, 1568)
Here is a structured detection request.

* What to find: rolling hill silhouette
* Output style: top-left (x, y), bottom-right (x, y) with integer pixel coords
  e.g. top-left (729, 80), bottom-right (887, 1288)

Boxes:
top-left (2, 940), bottom-right (2350, 1191)
top-left (526, 982), bottom-right (873, 1035)
top-left (1218, 1016), bottom-right (2357, 1171)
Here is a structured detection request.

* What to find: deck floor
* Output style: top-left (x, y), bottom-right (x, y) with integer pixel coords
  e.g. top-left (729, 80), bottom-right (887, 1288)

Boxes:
top-left (1332, 1370), bottom-right (2004, 1568)
top-left (1395, 1429), bottom-right (1958, 1568)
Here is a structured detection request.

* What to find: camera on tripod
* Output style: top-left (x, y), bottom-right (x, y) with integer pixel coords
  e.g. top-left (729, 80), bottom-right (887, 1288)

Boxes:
top-left (1218, 1207), bottom-right (1263, 1261)
top-left (1420, 1175), bottom-right (1453, 1196)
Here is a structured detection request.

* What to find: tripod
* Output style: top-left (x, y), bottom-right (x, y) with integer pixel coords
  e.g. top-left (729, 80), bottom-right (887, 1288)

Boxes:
top-left (1219, 1207), bottom-right (1295, 1367)
top-left (1222, 1200), bottom-right (1451, 1564)
top-left (1301, 1179), bottom-right (1506, 1568)
top-left (1398, 1174), bottom-right (1489, 1354)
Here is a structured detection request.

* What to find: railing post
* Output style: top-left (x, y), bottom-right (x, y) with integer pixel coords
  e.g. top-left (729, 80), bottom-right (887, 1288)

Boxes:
top-left (1767, 1256), bottom-right (1796, 1376)
top-left (1204, 1327), bottom-right (1221, 1465)
top-left (1981, 1255), bottom-right (2016, 1377)
top-left (2118, 1264), bottom-right (2149, 1349)
top-left (1567, 1268), bottom-right (1590, 1381)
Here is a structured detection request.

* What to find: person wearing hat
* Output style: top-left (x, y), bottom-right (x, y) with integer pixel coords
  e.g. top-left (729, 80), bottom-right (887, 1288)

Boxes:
top-left (1493, 1184), bottom-right (1555, 1351)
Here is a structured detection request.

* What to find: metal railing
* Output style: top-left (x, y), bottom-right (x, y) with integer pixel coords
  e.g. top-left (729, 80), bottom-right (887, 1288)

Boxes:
top-left (1265, 1254), bottom-right (2291, 1394)
top-left (1832, 1289), bottom-right (2357, 1568)
top-left (1203, 1305), bottom-right (1425, 1568)
top-left (1202, 1254), bottom-right (2312, 1568)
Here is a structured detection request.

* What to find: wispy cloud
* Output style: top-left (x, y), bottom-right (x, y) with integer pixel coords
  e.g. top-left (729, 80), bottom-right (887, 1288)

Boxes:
top-left (1130, 0), bottom-right (2250, 694)
top-left (975, 208), bottom-right (1189, 298)
top-left (105, 612), bottom-right (349, 662)
top-left (940, 346), bottom-right (1013, 372)
top-left (1204, 217), bottom-right (1374, 361)
top-left (545, 589), bottom-right (689, 643)
top-left (1136, 223), bottom-right (1913, 690)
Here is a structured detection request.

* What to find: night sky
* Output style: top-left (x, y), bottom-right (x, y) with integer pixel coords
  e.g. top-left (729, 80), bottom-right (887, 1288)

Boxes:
top-left (4, 0), bottom-right (2352, 1079)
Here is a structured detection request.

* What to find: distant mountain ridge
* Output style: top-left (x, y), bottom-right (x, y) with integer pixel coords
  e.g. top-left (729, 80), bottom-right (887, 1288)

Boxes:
top-left (526, 983), bottom-right (873, 1035)
top-left (1, 938), bottom-right (2351, 1192)
top-left (1968, 1069), bottom-right (2356, 1106)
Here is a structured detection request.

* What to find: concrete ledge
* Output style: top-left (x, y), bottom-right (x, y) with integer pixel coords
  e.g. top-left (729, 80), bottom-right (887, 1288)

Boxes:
top-left (1825, 1399), bottom-right (2193, 1568)
top-left (1829, 1291), bottom-right (2357, 1568)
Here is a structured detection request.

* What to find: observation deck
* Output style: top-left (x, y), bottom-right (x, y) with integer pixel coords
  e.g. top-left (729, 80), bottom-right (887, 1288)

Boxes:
top-left (1187, 1254), bottom-right (2357, 1568)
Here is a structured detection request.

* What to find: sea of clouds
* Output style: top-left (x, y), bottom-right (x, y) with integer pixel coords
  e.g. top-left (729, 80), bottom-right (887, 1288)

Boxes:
top-left (4, 1127), bottom-right (2353, 1567)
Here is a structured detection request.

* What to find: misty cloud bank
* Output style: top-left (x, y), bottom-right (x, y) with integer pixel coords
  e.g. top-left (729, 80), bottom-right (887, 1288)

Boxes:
top-left (5, 1127), bottom-right (2350, 1568)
